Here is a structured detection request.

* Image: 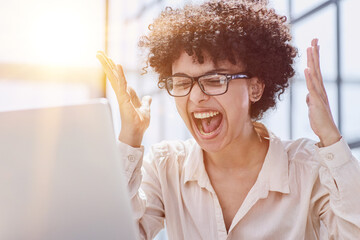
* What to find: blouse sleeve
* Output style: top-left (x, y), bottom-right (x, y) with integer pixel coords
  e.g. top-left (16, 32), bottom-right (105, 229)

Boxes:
top-left (312, 138), bottom-right (360, 238)
top-left (117, 141), bottom-right (165, 240)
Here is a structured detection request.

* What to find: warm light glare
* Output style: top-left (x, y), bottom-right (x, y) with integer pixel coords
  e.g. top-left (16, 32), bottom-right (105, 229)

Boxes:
top-left (32, 7), bottom-right (101, 67)
top-left (33, 11), bottom-right (87, 66)
top-left (0, 0), bottom-right (104, 67)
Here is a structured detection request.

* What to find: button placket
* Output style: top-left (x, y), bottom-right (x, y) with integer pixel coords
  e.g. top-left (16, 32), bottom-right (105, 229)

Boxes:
top-left (211, 192), bottom-right (227, 239)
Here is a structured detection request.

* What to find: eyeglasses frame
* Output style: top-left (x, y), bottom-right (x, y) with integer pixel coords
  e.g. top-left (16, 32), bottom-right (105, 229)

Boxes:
top-left (163, 72), bottom-right (252, 97)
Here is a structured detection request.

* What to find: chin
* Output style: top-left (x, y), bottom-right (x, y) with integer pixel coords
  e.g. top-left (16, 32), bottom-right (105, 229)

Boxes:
top-left (197, 140), bottom-right (226, 153)
top-left (191, 127), bottom-right (229, 154)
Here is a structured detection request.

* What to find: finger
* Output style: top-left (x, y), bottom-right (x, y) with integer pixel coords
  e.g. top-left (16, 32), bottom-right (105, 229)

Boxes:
top-left (306, 47), bottom-right (319, 89)
top-left (311, 39), bottom-right (321, 76)
top-left (116, 64), bottom-right (127, 93)
top-left (96, 51), bottom-right (112, 70)
top-left (304, 68), bottom-right (315, 93)
top-left (311, 38), bottom-right (318, 47)
top-left (96, 52), bottom-right (131, 104)
top-left (306, 47), bottom-right (316, 76)
top-left (96, 51), bottom-right (119, 82)
top-left (108, 57), bottom-right (117, 70)
top-left (306, 46), bottom-right (326, 97)
top-left (96, 51), bottom-right (114, 70)
top-left (304, 69), bottom-right (329, 112)
top-left (305, 67), bottom-right (326, 101)
top-left (304, 67), bottom-right (326, 103)
top-left (128, 87), bottom-right (141, 108)
top-left (141, 95), bottom-right (152, 110)
top-left (97, 55), bottom-right (119, 92)
top-left (96, 52), bottom-right (118, 81)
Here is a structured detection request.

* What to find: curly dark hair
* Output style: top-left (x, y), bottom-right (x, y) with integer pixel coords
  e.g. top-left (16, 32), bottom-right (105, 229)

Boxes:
top-left (139, 0), bottom-right (297, 119)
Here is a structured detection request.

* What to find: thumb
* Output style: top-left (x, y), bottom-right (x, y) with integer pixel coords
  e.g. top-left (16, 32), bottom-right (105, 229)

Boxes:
top-left (141, 95), bottom-right (152, 111)
top-left (139, 95), bottom-right (152, 116)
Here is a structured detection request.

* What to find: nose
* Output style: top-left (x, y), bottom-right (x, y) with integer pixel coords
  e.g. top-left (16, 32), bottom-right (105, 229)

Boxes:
top-left (189, 82), bottom-right (210, 103)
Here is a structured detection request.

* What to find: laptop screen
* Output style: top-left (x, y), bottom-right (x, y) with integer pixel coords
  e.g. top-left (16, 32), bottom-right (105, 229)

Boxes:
top-left (0, 99), bottom-right (136, 240)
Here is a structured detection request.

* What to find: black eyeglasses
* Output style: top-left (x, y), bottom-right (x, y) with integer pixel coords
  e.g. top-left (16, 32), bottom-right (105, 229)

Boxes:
top-left (163, 72), bottom-right (252, 97)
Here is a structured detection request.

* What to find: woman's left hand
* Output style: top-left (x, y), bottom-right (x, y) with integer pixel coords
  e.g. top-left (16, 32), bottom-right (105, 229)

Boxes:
top-left (304, 38), bottom-right (341, 147)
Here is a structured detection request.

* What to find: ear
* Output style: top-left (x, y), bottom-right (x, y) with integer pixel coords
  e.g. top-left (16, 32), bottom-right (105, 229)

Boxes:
top-left (248, 78), bottom-right (265, 103)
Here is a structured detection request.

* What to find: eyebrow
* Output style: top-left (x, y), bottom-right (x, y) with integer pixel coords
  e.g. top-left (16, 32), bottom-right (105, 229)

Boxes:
top-left (172, 68), bottom-right (230, 77)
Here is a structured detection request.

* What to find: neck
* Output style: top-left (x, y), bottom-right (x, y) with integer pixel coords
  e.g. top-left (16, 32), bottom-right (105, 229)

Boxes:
top-left (203, 122), bottom-right (268, 171)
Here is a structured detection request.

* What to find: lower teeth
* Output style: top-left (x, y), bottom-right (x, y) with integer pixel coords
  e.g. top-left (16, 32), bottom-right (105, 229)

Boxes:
top-left (199, 124), bottom-right (215, 136)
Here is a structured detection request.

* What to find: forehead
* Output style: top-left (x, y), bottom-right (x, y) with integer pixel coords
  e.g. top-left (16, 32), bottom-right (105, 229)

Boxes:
top-left (171, 51), bottom-right (245, 76)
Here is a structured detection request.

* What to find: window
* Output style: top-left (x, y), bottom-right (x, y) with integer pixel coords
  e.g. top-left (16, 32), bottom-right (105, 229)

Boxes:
top-left (0, 0), bottom-right (106, 111)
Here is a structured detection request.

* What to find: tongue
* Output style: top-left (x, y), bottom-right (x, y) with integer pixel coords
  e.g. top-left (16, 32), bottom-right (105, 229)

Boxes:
top-left (201, 114), bottom-right (222, 133)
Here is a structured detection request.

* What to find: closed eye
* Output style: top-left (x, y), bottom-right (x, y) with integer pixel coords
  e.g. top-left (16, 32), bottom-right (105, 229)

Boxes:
top-left (205, 79), bottom-right (224, 86)
top-left (174, 81), bottom-right (192, 89)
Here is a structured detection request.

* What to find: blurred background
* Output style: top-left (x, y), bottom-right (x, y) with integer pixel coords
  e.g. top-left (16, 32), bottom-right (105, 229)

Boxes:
top-left (0, 0), bottom-right (359, 238)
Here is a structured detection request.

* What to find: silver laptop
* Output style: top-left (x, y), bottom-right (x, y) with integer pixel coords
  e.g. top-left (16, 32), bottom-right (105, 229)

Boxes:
top-left (0, 99), bottom-right (137, 240)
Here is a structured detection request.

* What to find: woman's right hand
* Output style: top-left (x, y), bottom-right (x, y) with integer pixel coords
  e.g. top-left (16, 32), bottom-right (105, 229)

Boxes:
top-left (96, 51), bottom-right (152, 147)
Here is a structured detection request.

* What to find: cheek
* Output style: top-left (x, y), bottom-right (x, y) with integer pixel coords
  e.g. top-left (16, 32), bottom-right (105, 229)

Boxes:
top-left (235, 93), bottom-right (250, 109)
top-left (175, 98), bottom-right (190, 123)
top-left (222, 88), bottom-right (251, 121)
top-left (234, 85), bottom-right (250, 108)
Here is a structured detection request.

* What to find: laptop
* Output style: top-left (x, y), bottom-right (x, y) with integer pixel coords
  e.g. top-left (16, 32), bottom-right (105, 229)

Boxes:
top-left (0, 99), bottom-right (137, 240)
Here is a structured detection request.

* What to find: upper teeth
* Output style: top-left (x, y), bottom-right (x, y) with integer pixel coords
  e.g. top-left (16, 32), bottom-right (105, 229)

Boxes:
top-left (194, 111), bottom-right (219, 119)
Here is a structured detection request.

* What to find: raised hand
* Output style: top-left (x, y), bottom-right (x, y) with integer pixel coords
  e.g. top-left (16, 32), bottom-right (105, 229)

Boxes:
top-left (304, 39), bottom-right (341, 147)
top-left (96, 51), bottom-right (151, 147)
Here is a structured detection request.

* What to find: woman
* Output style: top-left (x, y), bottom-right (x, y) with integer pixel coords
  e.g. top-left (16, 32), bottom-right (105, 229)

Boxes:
top-left (97, 0), bottom-right (360, 239)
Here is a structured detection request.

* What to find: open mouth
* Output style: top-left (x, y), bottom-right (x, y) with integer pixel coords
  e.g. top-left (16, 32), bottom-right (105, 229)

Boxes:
top-left (193, 111), bottom-right (223, 137)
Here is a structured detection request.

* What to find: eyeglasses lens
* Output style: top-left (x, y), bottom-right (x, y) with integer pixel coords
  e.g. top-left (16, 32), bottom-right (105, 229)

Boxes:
top-left (166, 76), bottom-right (193, 97)
top-left (166, 74), bottom-right (228, 96)
top-left (199, 75), bottom-right (227, 95)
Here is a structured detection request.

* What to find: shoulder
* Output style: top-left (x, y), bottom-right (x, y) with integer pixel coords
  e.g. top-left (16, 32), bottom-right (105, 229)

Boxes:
top-left (282, 138), bottom-right (317, 159)
top-left (257, 122), bottom-right (321, 168)
top-left (145, 138), bottom-right (196, 168)
top-left (280, 137), bottom-right (322, 172)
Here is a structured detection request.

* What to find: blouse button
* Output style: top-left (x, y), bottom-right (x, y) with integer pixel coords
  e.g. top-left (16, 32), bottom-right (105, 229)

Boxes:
top-left (128, 155), bottom-right (135, 162)
top-left (325, 153), bottom-right (334, 160)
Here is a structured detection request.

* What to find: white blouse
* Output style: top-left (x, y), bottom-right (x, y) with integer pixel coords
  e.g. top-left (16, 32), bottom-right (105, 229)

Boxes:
top-left (118, 123), bottom-right (360, 240)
